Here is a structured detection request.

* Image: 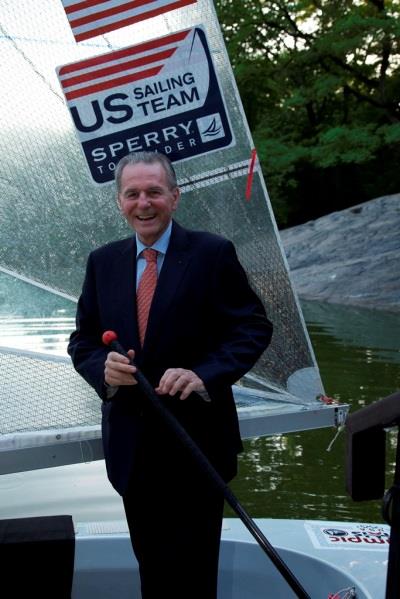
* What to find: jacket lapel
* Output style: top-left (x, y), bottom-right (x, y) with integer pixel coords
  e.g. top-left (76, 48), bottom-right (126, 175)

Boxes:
top-left (114, 237), bottom-right (141, 353)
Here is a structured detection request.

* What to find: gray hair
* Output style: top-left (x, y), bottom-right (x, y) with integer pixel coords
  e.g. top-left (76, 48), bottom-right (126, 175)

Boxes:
top-left (115, 151), bottom-right (178, 193)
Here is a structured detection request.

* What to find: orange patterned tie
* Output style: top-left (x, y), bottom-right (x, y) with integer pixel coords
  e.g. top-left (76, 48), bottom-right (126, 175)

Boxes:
top-left (137, 248), bottom-right (158, 346)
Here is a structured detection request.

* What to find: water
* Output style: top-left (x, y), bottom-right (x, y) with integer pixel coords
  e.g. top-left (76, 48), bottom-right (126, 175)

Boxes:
top-left (1, 272), bottom-right (399, 524)
top-left (229, 300), bottom-right (400, 525)
top-left (0, 273), bottom-right (76, 355)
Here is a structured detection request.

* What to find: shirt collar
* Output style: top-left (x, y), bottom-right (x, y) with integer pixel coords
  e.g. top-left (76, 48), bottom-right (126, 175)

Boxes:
top-left (136, 220), bottom-right (172, 258)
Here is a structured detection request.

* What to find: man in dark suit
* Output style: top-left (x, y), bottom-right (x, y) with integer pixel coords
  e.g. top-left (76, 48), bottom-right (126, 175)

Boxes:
top-left (68, 151), bottom-right (272, 598)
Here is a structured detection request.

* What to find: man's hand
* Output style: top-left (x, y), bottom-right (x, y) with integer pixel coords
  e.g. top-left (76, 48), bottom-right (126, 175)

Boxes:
top-left (105, 350), bottom-right (137, 386)
top-left (155, 368), bottom-right (206, 400)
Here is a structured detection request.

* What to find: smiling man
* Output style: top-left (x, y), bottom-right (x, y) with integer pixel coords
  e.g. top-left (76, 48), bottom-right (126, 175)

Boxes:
top-left (68, 151), bottom-right (272, 599)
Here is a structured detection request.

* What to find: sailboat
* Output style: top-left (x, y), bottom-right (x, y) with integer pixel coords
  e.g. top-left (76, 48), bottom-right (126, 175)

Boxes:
top-left (0, 1), bottom-right (393, 597)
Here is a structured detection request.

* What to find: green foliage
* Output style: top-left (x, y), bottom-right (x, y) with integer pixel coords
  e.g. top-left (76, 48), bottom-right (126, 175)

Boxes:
top-left (215, 0), bottom-right (400, 226)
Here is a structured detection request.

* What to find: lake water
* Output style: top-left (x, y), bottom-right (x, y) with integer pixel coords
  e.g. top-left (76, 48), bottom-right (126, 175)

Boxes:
top-left (230, 300), bottom-right (400, 525)
top-left (1, 272), bottom-right (399, 524)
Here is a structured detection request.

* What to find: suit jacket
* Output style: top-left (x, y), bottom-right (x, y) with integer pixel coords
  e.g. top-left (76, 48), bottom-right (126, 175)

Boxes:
top-left (68, 221), bottom-right (272, 495)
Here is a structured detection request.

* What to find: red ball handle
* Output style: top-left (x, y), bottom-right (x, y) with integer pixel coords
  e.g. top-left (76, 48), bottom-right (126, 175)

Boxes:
top-left (102, 330), bottom-right (118, 346)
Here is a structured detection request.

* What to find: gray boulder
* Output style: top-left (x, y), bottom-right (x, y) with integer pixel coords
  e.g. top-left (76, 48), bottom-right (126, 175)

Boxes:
top-left (279, 193), bottom-right (400, 312)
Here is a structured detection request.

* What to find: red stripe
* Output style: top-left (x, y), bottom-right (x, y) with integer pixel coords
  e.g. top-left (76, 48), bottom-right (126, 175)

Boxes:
top-left (65, 0), bottom-right (119, 14)
top-left (61, 48), bottom-right (175, 88)
top-left (245, 149), bottom-right (257, 201)
top-left (74, 0), bottom-right (196, 42)
top-left (70, 0), bottom-right (157, 28)
top-left (65, 65), bottom-right (162, 100)
top-left (59, 29), bottom-right (189, 76)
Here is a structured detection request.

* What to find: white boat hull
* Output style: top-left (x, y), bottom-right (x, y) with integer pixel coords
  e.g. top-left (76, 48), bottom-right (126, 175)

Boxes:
top-left (0, 462), bottom-right (389, 598)
top-left (74, 518), bottom-right (388, 598)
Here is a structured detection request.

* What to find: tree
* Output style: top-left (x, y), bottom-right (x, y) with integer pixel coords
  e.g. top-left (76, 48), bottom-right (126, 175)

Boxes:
top-left (215, 0), bottom-right (400, 226)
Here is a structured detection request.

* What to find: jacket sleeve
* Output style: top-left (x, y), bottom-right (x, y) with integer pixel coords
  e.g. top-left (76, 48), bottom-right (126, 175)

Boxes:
top-left (191, 240), bottom-right (272, 395)
top-left (68, 252), bottom-right (109, 401)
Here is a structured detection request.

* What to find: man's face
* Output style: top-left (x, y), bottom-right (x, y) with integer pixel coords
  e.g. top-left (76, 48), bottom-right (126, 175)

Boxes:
top-left (118, 161), bottom-right (180, 246)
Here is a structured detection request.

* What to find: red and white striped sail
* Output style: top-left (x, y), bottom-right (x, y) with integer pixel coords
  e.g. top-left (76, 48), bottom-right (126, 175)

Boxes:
top-left (61, 0), bottom-right (197, 42)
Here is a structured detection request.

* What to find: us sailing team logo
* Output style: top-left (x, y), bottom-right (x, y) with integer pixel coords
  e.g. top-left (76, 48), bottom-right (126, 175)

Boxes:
top-left (57, 26), bottom-right (235, 184)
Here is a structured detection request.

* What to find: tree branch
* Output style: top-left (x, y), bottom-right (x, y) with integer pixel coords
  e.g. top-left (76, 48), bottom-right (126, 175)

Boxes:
top-left (378, 36), bottom-right (392, 104)
top-left (323, 55), bottom-right (379, 90)
top-left (276, 0), bottom-right (314, 41)
top-left (344, 85), bottom-right (399, 122)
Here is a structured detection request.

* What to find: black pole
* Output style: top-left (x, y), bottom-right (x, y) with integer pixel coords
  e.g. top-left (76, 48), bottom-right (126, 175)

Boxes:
top-left (103, 332), bottom-right (311, 599)
top-left (383, 428), bottom-right (400, 599)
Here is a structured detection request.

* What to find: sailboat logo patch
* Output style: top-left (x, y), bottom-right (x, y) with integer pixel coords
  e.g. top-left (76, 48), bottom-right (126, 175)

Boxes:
top-left (197, 114), bottom-right (225, 141)
top-left (57, 26), bottom-right (235, 184)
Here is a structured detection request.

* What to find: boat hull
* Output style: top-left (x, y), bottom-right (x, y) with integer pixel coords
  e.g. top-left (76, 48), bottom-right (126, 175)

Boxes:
top-left (73, 518), bottom-right (388, 598)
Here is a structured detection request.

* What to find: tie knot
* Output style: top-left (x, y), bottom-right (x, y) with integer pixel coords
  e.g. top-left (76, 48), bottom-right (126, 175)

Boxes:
top-left (142, 248), bottom-right (158, 263)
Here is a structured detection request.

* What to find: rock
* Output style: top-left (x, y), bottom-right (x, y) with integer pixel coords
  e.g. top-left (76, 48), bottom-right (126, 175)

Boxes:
top-left (279, 193), bottom-right (400, 312)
